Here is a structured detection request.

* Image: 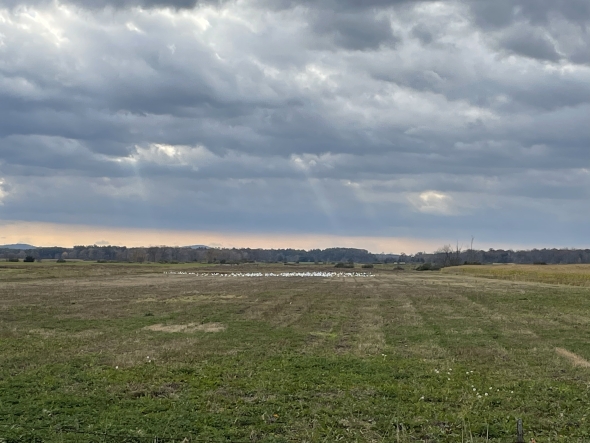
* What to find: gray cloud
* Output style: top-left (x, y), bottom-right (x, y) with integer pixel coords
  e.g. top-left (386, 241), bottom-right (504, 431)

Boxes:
top-left (470, 0), bottom-right (590, 28)
top-left (410, 23), bottom-right (434, 45)
top-left (2, 0), bottom-right (425, 11)
top-left (309, 11), bottom-right (399, 51)
top-left (469, 0), bottom-right (590, 65)
top-left (0, 0), bottom-right (589, 248)
top-left (499, 26), bottom-right (561, 61)
top-left (0, 0), bottom-right (227, 9)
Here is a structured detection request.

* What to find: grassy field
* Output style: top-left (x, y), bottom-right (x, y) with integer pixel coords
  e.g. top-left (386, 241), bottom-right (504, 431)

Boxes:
top-left (1, 262), bottom-right (590, 442)
top-left (443, 264), bottom-right (590, 287)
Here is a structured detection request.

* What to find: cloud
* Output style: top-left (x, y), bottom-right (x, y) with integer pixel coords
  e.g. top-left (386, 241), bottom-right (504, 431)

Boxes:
top-left (498, 26), bottom-right (561, 61)
top-left (0, 179), bottom-right (7, 205)
top-left (0, 0), bottom-right (589, 249)
top-left (469, 0), bottom-right (590, 65)
top-left (408, 191), bottom-right (461, 216)
top-left (0, 0), bottom-right (228, 9)
top-left (308, 10), bottom-right (399, 51)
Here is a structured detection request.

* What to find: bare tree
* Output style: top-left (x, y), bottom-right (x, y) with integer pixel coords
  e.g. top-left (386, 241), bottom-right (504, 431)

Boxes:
top-left (434, 242), bottom-right (462, 267)
top-left (454, 241), bottom-right (462, 266)
top-left (435, 244), bottom-right (453, 267)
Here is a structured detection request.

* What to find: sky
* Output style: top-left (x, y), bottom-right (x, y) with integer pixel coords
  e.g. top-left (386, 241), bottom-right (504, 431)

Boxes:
top-left (1, 0), bottom-right (589, 252)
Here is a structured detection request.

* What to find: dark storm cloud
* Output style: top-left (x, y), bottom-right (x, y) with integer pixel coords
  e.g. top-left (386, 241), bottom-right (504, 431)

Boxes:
top-left (470, 0), bottom-right (590, 28)
top-left (1, 0), bottom-right (590, 247)
top-left (410, 23), bottom-right (433, 45)
top-left (469, 0), bottom-right (590, 65)
top-left (251, 0), bottom-right (433, 12)
top-left (499, 26), bottom-right (561, 62)
top-left (309, 11), bottom-right (399, 51)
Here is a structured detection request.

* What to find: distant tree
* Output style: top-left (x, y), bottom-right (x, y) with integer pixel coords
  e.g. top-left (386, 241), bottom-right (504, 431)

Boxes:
top-left (434, 243), bottom-right (462, 267)
top-left (130, 248), bottom-right (147, 263)
top-left (23, 256), bottom-right (35, 262)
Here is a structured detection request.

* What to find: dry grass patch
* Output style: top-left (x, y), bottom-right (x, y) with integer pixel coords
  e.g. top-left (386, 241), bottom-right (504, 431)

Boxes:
top-left (144, 322), bottom-right (226, 333)
top-left (354, 296), bottom-right (385, 355)
top-left (28, 328), bottom-right (58, 338)
top-left (555, 347), bottom-right (590, 368)
top-left (443, 264), bottom-right (590, 287)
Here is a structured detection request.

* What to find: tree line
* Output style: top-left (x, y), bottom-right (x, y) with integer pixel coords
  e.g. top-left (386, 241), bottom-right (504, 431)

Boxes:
top-left (0, 246), bottom-right (393, 264)
top-left (3, 244), bottom-right (590, 265)
top-left (414, 247), bottom-right (590, 266)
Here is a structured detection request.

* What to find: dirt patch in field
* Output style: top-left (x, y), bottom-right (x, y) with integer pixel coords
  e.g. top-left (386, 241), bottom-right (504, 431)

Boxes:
top-left (28, 328), bottom-right (58, 338)
top-left (145, 322), bottom-right (226, 333)
top-left (555, 347), bottom-right (590, 368)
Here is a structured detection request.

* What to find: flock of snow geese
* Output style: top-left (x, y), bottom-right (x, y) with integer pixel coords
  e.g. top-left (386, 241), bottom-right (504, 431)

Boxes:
top-left (164, 271), bottom-right (374, 278)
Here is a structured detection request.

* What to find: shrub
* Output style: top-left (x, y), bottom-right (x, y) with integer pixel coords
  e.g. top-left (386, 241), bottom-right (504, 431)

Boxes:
top-left (23, 256), bottom-right (35, 263)
top-left (8, 258), bottom-right (19, 262)
top-left (361, 264), bottom-right (374, 269)
top-left (335, 262), bottom-right (354, 268)
top-left (416, 263), bottom-right (441, 271)
top-left (56, 259), bottom-right (66, 263)
top-left (533, 261), bottom-right (547, 265)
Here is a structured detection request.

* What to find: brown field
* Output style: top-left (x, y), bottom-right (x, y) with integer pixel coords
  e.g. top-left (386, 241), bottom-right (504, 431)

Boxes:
top-left (443, 263), bottom-right (590, 286)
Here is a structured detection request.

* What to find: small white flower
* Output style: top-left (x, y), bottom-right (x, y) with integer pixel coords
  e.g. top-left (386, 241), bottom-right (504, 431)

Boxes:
top-left (420, 396), bottom-right (424, 400)
top-left (484, 393), bottom-right (488, 396)
top-left (511, 391), bottom-right (514, 394)
top-left (115, 366), bottom-right (119, 369)
top-left (473, 388), bottom-right (476, 391)
top-left (448, 378), bottom-right (451, 381)
top-left (477, 394), bottom-right (482, 398)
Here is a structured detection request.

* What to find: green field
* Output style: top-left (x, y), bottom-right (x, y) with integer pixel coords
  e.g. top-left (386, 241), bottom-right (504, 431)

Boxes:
top-left (1, 262), bottom-right (590, 442)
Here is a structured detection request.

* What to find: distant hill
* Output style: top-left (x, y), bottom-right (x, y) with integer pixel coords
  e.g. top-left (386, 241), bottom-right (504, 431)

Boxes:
top-left (0, 244), bottom-right (37, 250)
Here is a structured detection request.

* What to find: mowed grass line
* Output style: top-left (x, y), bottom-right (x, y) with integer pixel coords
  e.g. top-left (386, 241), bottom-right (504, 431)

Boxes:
top-left (1, 264), bottom-right (590, 441)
